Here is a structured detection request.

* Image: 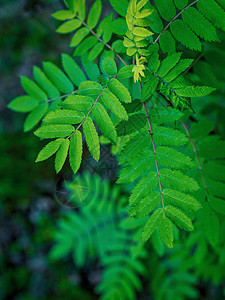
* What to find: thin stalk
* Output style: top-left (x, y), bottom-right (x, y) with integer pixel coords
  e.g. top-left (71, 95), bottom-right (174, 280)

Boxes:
top-left (182, 122), bottom-right (209, 201)
top-left (47, 90), bottom-right (77, 102)
top-left (76, 16), bottom-right (128, 66)
top-left (153, 0), bottom-right (199, 44)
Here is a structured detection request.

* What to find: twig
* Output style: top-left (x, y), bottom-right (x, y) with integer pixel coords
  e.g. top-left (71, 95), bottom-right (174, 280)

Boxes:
top-left (153, 0), bottom-right (199, 44)
top-left (76, 16), bottom-right (128, 66)
top-left (47, 90), bottom-right (77, 102)
top-left (182, 122), bottom-right (209, 201)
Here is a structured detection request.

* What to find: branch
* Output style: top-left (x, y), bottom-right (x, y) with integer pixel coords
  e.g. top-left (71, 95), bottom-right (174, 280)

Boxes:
top-left (182, 122), bottom-right (209, 201)
top-left (153, 0), bottom-right (199, 44)
top-left (76, 16), bottom-right (128, 66)
top-left (139, 83), bottom-right (166, 213)
top-left (47, 90), bottom-right (77, 102)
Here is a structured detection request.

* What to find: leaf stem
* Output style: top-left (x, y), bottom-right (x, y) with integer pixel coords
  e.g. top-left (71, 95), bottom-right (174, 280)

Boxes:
top-left (153, 0), bottom-right (199, 44)
top-left (76, 16), bottom-right (128, 66)
top-left (182, 122), bottom-right (209, 201)
top-left (139, 83), bottom-right (166, 213)
top-left (47, 90), bottom-right (77, 102)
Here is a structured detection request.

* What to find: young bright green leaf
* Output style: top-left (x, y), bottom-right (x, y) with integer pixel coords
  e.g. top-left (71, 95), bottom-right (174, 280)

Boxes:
top-left (132, 27), bottom-right (153, 37)
top-left (142, 208), bottom-right (164, 242)
top-left (83, 117), bottom-right (100, 162)
top-left (62, 54), bottom-right (86, 86)
top-left (52, 10), bottom-right (75, 20)
top-left (8, 96), bottom-right (39, 113)
top-left (92, 102), bottom-right (117, 144)
top-left (56, 19), bottom-right (82, 34)
top-left (70, 28), bottom-right (90, 47)
top-left (33, 66), bottom-right (60, 99)
top-left (101, 88), bottom-right (128, 120)
top-left (36, 138), bottom-right (64, 162)
top-left (21, 76), bottom-right (47, 101)
top-left (55, 139), bottom-right (70, 173)
top-left (107, 78), bottom-right (132, 103)
top-left (34, 124), bottom-right (74, 139)
top-left (69, 130), bottom-right (83, 174)
top-left (43, 62), bottom-right (74, 94)
top-left (87, 0), bottom-right (102, 29)
top-left (24, 102), bottom-right (48, 132)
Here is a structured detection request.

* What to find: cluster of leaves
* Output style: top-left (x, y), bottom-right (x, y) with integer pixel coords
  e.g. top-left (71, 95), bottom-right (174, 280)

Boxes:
top-left (50, 172), bottom-right (147, 300)
top-left (7, 0), bottom-right (225, 250)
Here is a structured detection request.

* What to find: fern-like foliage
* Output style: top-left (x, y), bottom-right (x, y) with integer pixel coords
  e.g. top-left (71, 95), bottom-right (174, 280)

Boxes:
top-left (183, 120), bottom-right (225, 247)
top-left (49, 172), bottom-right (147, 300)
top-left (117, 106), bottom-right (202, 247)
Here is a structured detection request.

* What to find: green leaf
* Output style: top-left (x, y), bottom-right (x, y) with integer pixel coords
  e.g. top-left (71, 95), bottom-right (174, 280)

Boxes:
top-left (34, 124), bottom-right (74, 139)
top-left (73, 36), bottom-right (98, 57)
top-left (148, 52), bottom-right (160, 73)
top-left (202, 204), bottom-right (219, 246)
top-left (69, 131), bottom-right (83, 174)
top-left (101, 88), bottom-right (128, 120)
top-left (197, 0), bottom-right (225, 32)
top-left (36, 138), bottom-right (64, 162)
top-left (81, 53), bottom-right (100, 81)
top-left (8, 96), bottom-right (39, 113)
top-left (24, 102), bottom-right (48, 132)
top-left (52, 10), bottom-right (75, 20)
top-left (132, 27), bottom-right (153, 37)
top-left (55, 139), bottom-right (70, 173)
top-left (163, 59), bottom-right (193, 82)
top-left (189, 120), bottom-right (214, 139)
top-left (21, 76), bottom-right (47, 101)
top-left (43, 62), bottom-right (74, 94)
top-left (157, 52), bottom-right (182, 78)
top-left (156, 146), bottom-right (194, 170)
top-left (87, 0), bottom-right (102, 29)
top-left (154, 0), bottom-right (176, 21)
top-left (107, 78), bottom-right (132, 103)
top-left (92, 103), bottom-right (117, 144)
top-left (153, 125), bottom-right (188, 146)
top-left (174, 0), bottom-right (187, 10)
top-left (62, 95), bottom-right (94, 110)
top-left (116, 113), bottom-right (147, 136)
top-left (33, 66), bottom-right (60, 99)
top-left (70, 28), bottom-right (90, 47)
top-left (210, 197), bottom-right (225, 216)
top-left (62, 54), bottom-right (86, 87)
top-left (170, 20), bottom-right (202, 51)
top-left (165, 205), bottom-right (194, 231)
top-left (109, 0), bottom-right (129, 17)
top-left (43, 109), bottom-right (84, 124)
top-left (175, 86), bottom-right (216, 97)
top-left (117, 65), bottom-right (133, 79)
top-left (160, 169), bottom-right (199, 192)
top-left (182, 7), bottom-right (219, 42)
top-left (142, 208), bottom-right (163, 242)
top-left (163, 189), bottom-right (201, 212)
top-left (88, 43), bottom-right (105, 61)
top-left (129, 172), bottom-right (158, 204)
top-left (100, 54), bottom-right (117, 76)
top-left (78, 81), bottom-right (102, 96)
top-left (159, 31), bottom-right (176, 55)
top-left (130, 192), bottom-right (161, 219)
top-left (56, 19), bottom-right (82, 34)
top-left (159, 217), bottom-right (173, 248)
top-left (149, 107), bottom-right (183, 125)
top-left (141, 76), bottom-right (159, 101)
top-left (83, 117), bottom-right (100, 162)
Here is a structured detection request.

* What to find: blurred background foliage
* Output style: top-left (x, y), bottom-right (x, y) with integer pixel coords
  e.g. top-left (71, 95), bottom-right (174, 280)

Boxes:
top-left (1, 0), bottom-right (225, 300)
